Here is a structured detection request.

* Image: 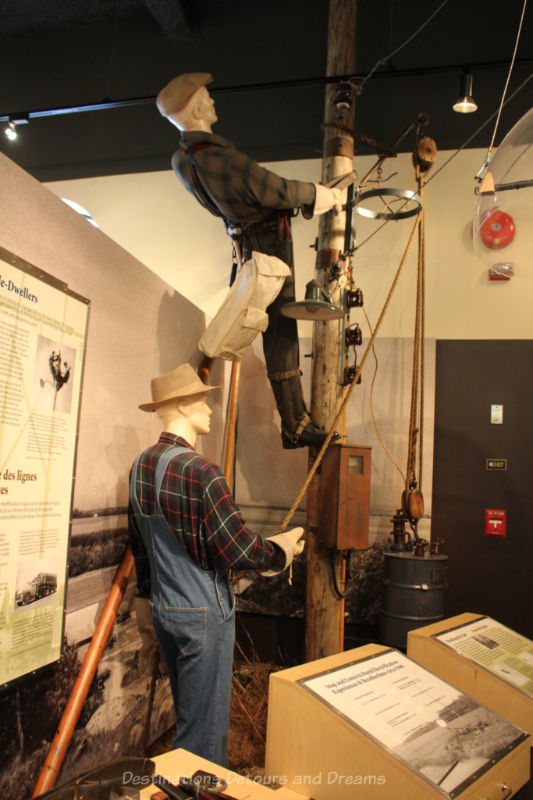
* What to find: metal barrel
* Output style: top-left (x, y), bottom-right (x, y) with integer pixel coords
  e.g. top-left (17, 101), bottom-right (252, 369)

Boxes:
top-left (379, 551), bottom-right (448, 650)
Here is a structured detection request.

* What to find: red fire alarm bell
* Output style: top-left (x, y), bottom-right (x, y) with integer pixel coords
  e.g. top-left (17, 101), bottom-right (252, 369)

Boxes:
top-left (479, 210), bottom-right (516, 250)
top-left (484, 508), bottom-right (507, 537)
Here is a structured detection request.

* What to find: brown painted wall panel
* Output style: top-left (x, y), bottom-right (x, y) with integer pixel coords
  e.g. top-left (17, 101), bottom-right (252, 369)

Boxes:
top-left (432, 340), bottom-right (533, 640)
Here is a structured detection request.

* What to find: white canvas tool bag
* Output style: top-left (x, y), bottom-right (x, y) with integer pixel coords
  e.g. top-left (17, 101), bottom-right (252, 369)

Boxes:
top-left (199, 251), bottom-right (291, 360)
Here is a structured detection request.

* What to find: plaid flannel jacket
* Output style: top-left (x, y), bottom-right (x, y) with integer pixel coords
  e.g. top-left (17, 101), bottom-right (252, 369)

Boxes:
top-left (171, 131), bottom-right (316, 227)
top-left (129, 433), bottom-right (279, 581)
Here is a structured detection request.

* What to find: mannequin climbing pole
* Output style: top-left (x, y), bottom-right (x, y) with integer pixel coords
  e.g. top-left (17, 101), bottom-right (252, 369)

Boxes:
top-left (306, 0), bottom-right (357, 660)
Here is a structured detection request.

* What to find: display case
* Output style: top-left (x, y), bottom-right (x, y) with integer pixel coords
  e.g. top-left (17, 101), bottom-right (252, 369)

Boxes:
top-left (408, 613), bottom-right (533, 737)
top-left (266, 644), bottom-right (530, 800)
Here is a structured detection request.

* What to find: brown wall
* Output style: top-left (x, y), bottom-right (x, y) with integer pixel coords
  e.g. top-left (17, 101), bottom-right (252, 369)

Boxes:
top-left (432, 340), bottom-right (533, 640)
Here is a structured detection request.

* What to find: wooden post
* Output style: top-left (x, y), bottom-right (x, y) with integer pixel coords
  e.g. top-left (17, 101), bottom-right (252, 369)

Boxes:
top-left (306, 0), bottom-right (357, 661)
top-left (32, 549), bottom-right (135, 796)
top-left (222, 361), bottom-right (241, 489)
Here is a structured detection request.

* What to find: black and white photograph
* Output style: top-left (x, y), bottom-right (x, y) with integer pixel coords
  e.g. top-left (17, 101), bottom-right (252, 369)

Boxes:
top-left (32, 335), bottom-right (75, 414)
top-left (15, 558), bottom-right (58, 611)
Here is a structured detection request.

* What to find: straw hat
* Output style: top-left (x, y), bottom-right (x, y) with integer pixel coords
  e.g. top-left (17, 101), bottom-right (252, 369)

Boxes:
top-left (156, 72), bottom-right (212, 117)
top-left (139, 363), bottom-right (219, 412)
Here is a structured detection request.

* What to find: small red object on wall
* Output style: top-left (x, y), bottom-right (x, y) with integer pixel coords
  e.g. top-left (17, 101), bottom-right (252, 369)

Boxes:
top-left (484, 508), bottom-right (507, 537)
top-left (479, 210), bottom-right (516, 249)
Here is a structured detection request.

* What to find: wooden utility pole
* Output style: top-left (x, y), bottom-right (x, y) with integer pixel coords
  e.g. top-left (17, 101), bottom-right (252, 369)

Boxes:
top-left (306, 0), bottom-right (357, 661)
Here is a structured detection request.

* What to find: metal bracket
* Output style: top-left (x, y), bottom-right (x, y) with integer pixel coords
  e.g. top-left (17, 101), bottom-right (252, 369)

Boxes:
top-left (354, 187), bottom-right (422, 220)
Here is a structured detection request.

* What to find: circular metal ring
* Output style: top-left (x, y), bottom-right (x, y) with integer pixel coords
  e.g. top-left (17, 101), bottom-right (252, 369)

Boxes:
top-left (354, 187), bottom-right (422, 220)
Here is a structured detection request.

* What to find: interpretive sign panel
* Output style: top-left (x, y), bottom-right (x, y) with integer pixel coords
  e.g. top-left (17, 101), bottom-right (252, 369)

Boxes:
top-left (299, 649), bottom-right (527, 798)
top-left (434, 616), bottom-right (533, 698)
top-left (0, 248), bottom-right (89, 687)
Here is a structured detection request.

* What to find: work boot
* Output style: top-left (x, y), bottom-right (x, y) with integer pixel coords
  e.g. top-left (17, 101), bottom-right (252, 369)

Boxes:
top-left (270, 375), bottom-right (339, 449)
top-left (282, 415), bottom-right (339, 450)
top-left (282, 421), bottom-right (326, 449)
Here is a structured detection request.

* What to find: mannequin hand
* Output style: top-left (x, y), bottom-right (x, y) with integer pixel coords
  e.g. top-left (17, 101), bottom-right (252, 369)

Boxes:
top-left (260, 526), bottom-right (305, 577)
top-left (287, 527), bottom-right (305, 556)
top-left (313, 184), bottom-right (345, 216)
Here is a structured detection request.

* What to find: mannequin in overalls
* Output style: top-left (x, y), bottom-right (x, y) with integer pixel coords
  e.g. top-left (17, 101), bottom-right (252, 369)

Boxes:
top-left (156, 73), bottom-right (343, 449)
top-left (129, 364), bottom-right (304, 765)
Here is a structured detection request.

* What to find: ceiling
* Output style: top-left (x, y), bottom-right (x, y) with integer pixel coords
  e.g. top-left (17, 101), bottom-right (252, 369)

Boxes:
top-left (0, 0), bottom-right (532, 182)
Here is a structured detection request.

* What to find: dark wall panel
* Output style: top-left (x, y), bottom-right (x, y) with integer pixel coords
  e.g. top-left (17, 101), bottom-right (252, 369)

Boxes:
top-left (432, 340), bottom-right (533, 640)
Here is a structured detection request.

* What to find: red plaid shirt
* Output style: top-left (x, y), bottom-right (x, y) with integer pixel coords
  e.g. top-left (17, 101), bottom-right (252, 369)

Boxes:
top-left (129, 432), bottom-right (279, 574)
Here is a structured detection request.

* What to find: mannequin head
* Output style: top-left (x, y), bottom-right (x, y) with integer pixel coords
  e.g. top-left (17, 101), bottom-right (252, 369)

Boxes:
top-left (170, 86), bottom-right (217, 132)
top-left (139, 363), bottom-right (219, 446)
top-left (156, 392), bottom-right (212, 446)
top-left (157, 72), bottom-right (217, 133)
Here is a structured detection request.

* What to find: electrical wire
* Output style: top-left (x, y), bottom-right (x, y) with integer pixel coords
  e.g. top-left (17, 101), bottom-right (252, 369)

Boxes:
top-left (363, 307), bottom-right (406, 484)
top-left (487, 0), bottom-right (529, 156)
top-left (426, 71), bottom-right (533, 186)
top-left (329, 550), bottom-right (352, 600)
top-left (352, 69), bottom-right (533, 253)
top-left (351, 0), bottom-right (532, 252)
top-left (355, 0), bottom-right (450, 92)
top-left (430, 0), bottom-right (530, 187)
top-left (497, 141), bottom-right (533, 189)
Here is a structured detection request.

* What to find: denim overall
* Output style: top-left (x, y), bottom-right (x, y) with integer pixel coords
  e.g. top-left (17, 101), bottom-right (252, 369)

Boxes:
top-left (129, 446), bottom-right (235, 766)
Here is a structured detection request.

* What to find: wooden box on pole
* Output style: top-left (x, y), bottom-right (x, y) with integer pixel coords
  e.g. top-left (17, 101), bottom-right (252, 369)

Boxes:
top-left (319, 443), bottom-right (371, 550)
top-left (266, 644), bottom-right (530, 800)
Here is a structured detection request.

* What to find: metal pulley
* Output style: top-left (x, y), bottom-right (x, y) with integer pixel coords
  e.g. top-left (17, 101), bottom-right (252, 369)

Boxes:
top-left (413, 135), bottom-right (437, 173)
top-left (402, 487), bottom-right (425, 521)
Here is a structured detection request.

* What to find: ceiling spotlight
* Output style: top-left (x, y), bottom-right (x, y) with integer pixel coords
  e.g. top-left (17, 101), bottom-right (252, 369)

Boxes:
top-left (453, 72), bottom-right (478, 114)
top-left (4, 121), bottom-right (17, 141)
top-left (3, 114), bottom-right (29, 142)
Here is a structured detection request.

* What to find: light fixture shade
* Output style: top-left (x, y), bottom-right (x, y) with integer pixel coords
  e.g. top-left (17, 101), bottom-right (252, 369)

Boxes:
top-left (453, 72), bottom-right (477, 114)
top-left (281, 280), bottom-right (344, 321)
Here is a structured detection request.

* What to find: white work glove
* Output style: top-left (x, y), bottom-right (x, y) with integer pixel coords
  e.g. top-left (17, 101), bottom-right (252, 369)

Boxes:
top-left (313, 184), bottom-right (345, 216)
top-left (260, 526), bottom-right (305, 577)
top-left (134, 596), bottom-right (161, 675)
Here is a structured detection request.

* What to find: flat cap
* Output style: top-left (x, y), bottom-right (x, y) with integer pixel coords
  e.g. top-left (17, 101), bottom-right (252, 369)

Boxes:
top-left (156, 72), bottom-right (213, 117)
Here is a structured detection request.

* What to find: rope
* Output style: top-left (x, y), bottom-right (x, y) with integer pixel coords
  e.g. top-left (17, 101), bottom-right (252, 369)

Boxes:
top-left (487, 0), bottom-right (529, 157)
top-left (418, 177), bottom-right (426, 491)
top-left (405, 170), bottom-right (426, 499)
top-left (275, 211), bottom-right (422, 535)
